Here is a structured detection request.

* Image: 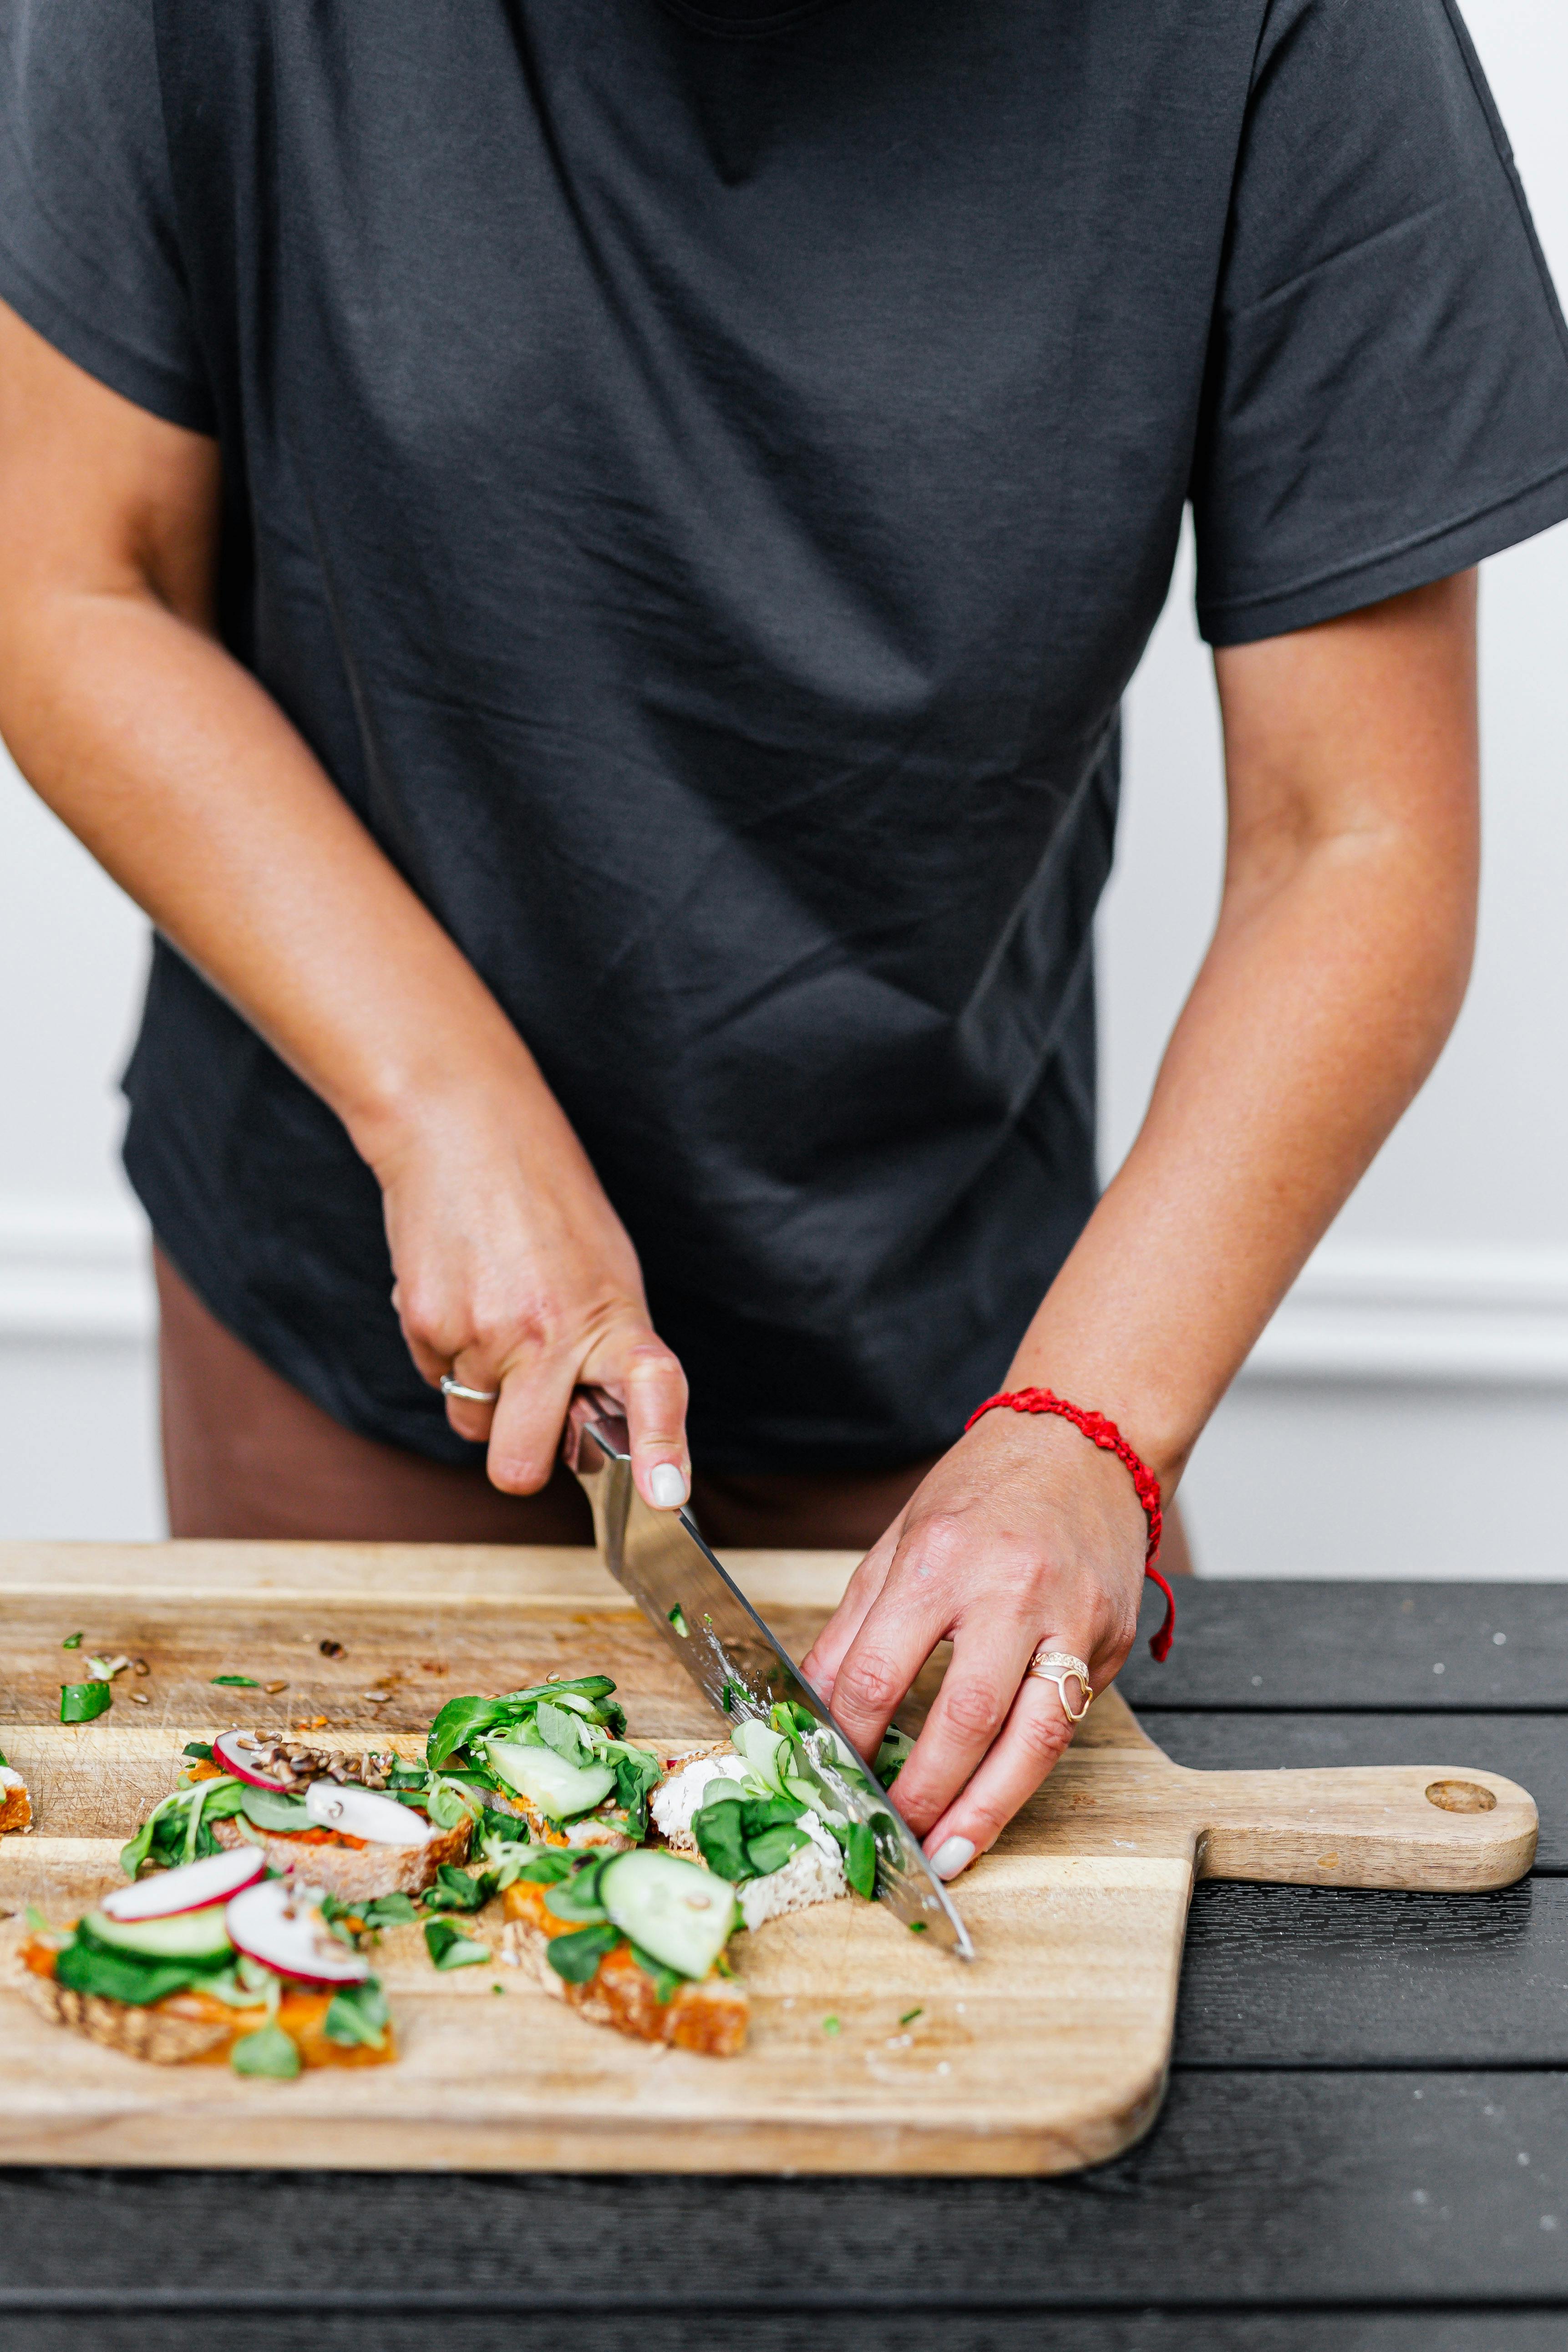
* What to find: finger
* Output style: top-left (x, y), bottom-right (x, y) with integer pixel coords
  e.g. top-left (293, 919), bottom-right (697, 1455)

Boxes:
top-left (877, 1613), bottom-right (1041, 1838)
top-left (484, 1348), bottom-right (578, 1496)
top-left (596, 1328), bottom-right (690, 1510)
top-left (921, 1656), bottom-right (1091, 1880)
top-left (439, 1348), bottom-right (501, 1444)
top-left (798, 1514), bottom-right (905, 1702)
top-left (823, 1570), bottom-right (954, 1773)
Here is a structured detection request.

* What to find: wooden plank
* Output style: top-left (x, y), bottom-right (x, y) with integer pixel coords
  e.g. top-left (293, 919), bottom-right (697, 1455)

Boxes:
top-left (1177, 1877), bottom-right (1568, 2065)
top-left (1152, 1713), bottom-right (1568, 1872)
top-left (1, 2073), bottom-right (1567, 2304)
top-left (0, 2311), bottom-right (1563, 2352)
top-left (1120, 1582), bottom-right (1568, 1712)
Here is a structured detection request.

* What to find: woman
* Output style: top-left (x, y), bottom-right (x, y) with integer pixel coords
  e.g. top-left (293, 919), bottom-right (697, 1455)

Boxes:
top-left (1, 0), bottom-right (1564, 1883)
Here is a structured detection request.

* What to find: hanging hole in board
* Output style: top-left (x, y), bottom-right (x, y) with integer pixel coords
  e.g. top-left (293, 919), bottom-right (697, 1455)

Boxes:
top-left (1425, 1779), bottom-right (1497, 1814)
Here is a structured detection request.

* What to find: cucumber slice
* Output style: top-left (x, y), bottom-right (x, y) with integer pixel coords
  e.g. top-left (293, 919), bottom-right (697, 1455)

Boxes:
top-left (600, 1850), bottom-right (736, 1980)
top-left (732, 1720), bottom-right (788, 1791)
top-left (484, 1737), bottom-right (615, 1822)
top-left (81, 1900), bottom-right (234, 1962)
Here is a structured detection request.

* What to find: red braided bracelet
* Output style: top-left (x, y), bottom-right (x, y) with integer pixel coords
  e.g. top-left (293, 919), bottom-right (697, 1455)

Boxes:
top-left (963, 1386), bottom-right (1176, 1662)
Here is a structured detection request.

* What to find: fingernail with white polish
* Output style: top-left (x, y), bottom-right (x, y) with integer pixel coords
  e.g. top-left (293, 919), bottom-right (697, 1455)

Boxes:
top-left (929, 1836), bottom-right (975, 1882)
top-left (649, 1463), bottom-right (689, 1509)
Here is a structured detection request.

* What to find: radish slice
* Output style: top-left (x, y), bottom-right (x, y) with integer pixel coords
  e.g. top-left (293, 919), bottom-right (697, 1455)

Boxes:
top-left (303, 1778), bottom-right (435, 1846)
top-left (226, 1877), bottom-right (370, 1986)
top-left (101, 1847), bottom-right (266, 1920)
top-left (212, 1730), bottom-right (293, 1790)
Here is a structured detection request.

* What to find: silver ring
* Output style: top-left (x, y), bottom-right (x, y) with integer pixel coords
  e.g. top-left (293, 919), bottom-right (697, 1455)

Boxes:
top-left (440, 1373), bottom-right (499, 1405)
top-left (1025, 1646), bottom-right (1093, 1725)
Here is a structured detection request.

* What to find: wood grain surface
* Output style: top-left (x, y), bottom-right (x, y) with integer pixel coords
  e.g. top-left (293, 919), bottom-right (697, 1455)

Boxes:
top-left (0, 1543), bottom-right (1540, 2176)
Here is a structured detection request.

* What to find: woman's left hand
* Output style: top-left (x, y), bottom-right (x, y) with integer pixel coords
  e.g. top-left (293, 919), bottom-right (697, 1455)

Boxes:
top-left (799, 1409), bottom-right (1148, 1881)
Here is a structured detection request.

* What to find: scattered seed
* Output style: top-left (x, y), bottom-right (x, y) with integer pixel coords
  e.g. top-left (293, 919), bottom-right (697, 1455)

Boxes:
top-left (363, 1690), bottom-right (391, 1704)
top-left (319, 1641), bottom-right (345, 1659)
top-left (129, 1692), bottom-right (151, 1707)
top-left (132, 1658), bottom-right (150, 1677)
top-left (420, 1661), bottom-right (448, 1676)
top-left (264, 1680), bottom-right (289, 1695)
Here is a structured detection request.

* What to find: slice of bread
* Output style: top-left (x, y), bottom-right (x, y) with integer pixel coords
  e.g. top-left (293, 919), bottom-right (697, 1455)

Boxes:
top-left (0, 1767), bottom-right (30, 1837)
top-left (209, 1809), bottom-right (471, 1900)
top-left (16, 1942), bottom-right (396, 2069)
top-left (502, 1879), bottom-right (748, 2057)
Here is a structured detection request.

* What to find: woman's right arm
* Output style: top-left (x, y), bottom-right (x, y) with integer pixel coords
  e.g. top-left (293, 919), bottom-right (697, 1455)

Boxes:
top-left (0, 301), bottom-right (690, 1505)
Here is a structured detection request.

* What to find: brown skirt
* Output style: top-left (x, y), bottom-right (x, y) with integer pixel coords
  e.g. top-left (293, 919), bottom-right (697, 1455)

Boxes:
top-left (154, 1245), bottom-right (1192, 1567)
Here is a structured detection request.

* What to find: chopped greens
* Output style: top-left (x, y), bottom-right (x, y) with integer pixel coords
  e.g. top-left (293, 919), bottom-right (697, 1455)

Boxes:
top-left (667, 1604), bottom-right (690, 1638)
top-left (61, 1631), bottom-right (83, 1649)
top-left (119, 1776), bottom-right (247, 1878)
top-left (692, 1793), bottom-right (810, 1887)
top-left (420, 1864), bottom-right (488, 1914)
top-left (182, 1742), bottom-right (214, 1763)
top-left (900, 2007), bottom-right (924, 2027)
top-left (424, 1677), bottom-right (657, 1834)
top-left (322, 1890), bottom-right (421, 1936)
top-left (210, 1674), bottom-right (261, 1688)
top-left (423, 1919), bottom-right (490, 1971)
top-left (230, 2024), bottom-right (302, 2078)
top-left (324, 1980), bottom-right (390, 2050)
top-left (544, 1921), bottom-right (620, 1983)
top-left (59, 1680), bottom-right (112, 1725)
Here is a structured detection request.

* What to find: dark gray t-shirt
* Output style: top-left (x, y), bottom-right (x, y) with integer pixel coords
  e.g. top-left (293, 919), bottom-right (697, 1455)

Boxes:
top-left (3, 0), bottom-right (1567, 1471)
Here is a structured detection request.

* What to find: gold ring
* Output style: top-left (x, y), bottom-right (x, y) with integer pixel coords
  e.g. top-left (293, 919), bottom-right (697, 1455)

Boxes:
top-left (1025, 1646), bottom-right (1093, 1725)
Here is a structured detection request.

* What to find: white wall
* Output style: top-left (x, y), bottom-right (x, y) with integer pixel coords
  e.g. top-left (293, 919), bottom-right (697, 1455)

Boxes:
top-left (1, 0), bottom-right (1566, 1565)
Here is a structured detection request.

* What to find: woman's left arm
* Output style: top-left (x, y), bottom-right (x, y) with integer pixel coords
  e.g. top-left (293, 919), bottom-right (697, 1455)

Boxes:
top-left (803, 571), bottom-right (1480, 1877)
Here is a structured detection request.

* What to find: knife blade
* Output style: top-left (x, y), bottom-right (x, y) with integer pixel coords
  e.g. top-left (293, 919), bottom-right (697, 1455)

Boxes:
top-left (564, 1392), bottom-right (973, 1961)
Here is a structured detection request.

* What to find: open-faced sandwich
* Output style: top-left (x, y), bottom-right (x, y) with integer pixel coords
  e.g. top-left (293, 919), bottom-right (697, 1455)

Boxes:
top-left (0, 1747), bottom-right (30, 1836)
top-left (499, 1694), bottom-right (916, 2057)
top-left (424, 1676), bottom-right (663, 1850)
top-left (17, 1849), bottom-right (394, 2075)
top-left (124, 1732), bottom-right (476, 1902)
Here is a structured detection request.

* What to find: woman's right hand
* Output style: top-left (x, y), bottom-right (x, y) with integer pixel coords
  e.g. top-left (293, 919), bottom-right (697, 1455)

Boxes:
top-left (370, 1071), bottom-right (690, 1512)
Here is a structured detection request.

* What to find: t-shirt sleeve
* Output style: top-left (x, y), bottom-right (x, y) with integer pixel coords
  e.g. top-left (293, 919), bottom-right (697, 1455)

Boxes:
top-left (1191, 0), bottom-right (1568, 645)
top-left (0, 0), bottom-right (213, 432)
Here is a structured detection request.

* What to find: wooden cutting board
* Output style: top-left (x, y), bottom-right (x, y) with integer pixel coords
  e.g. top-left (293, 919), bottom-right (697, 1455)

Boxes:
top-left (0, 1541), bottom-right (1538, 2174)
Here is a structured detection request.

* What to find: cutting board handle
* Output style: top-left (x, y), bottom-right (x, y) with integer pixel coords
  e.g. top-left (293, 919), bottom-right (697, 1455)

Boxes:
top-left (1184, 1763), bottom-right (1537, 1893)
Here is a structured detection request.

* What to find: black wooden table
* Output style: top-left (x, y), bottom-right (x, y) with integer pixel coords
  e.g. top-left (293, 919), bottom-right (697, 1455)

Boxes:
top-left (4, 1580), bottom-right (1567, 2352)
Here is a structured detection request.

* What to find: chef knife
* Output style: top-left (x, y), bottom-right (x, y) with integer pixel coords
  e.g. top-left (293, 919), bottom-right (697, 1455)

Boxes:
top-left (564, 1390), bottom-right (974, 1961)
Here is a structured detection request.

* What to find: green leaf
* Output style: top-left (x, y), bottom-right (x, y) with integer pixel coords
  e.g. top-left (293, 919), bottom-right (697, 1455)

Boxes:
top-left (61, 1631), bottom-right (83, 1649)
top-left (230, 2024), bottom-right (302, 2078)
top-left (238, 1785), bottom-right (313, 1832)
top-left (426, 1776), bottom-right (482, 1832)
top-left (900, 2007), bottom-right (924, 2027)
top-left (628, 1941), bottom-right (685, 2005)
top-left (182, 1742), bottom-right (214, 1763)
top-left (423, 1920), bottom-right (490, 1971)
top-left (542, 1872), bottom-right (609, 1926)
top-left (533, 1700), bottom-right (594, 1768)
top-left (357, 1891), bottom-right (422, 1932)
top-left (691, 1796), bottom-right (749, 1884)
top-left (842, 1818), bottom-right (878, 1901)
top-left (514, 1847), bottom-right (576, 1885)
top-left (55, 1939), bottom-right (210, 2007)
top-left (324, 1980), bottom-right (390, 2050)
top-left (611, 1745), bottom-right (661, 1839)
top-left (421, 1865), bottom-right (487, 1914)
top-left (210, 1674), bottom-right (261, 1688)
top-left (426, 1693), bottom-right (511, 1770)
top-left (59, 1681), bottom-right (112, 1724)
top-left (746, 1821), bottom-right (811, 1878)
top-left (544, 1922), bottom-right (620, 1984)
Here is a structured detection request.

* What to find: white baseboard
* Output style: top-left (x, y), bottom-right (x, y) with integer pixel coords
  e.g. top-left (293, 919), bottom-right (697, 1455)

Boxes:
top-left (0, 1200), bottom-right (153, 1341)
top-left (2, 1201), bottom-right (1568, 1384)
